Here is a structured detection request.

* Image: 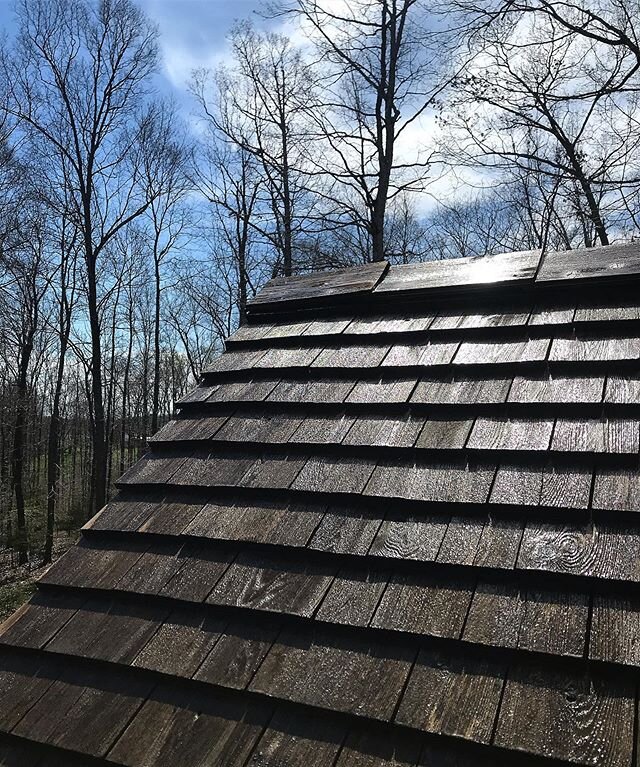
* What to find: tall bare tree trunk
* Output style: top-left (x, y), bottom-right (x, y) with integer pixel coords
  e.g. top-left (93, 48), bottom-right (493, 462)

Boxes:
top-left (12, 340), bottom-right (32, 564)
top-left (86, 249), bottom-right (106, 515)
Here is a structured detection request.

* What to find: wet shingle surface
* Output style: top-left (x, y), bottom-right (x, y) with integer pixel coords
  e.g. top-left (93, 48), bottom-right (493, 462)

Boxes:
top-left (4, 246), bottom-right (640, 766)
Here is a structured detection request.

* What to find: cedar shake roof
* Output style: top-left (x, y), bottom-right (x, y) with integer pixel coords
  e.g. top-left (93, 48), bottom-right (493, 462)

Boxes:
top-left (3, 243), bottom-right (640, 766)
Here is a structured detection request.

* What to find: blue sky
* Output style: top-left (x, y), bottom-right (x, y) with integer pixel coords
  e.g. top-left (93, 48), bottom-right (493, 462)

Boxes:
top-left (0, 0), bottom-right (452, 211)
top-left (0, 0), bottom-right (265, 105)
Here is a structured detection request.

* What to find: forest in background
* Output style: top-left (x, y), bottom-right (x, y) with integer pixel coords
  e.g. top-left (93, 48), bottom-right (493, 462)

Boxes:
top-left (0, 0), bottom-right (639, 568)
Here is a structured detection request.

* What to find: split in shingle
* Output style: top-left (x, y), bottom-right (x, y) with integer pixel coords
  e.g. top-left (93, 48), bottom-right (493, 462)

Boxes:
top-left (382, 341), bottom-right (458, 367)
top-left (454, 338), bottom-right (549, 365)
top-left (550, 335), bottom-right (640, 362)
top-left (468, 417), bottom-right (554, 451)
top-left (431, 306), bottom-right (530, 331)
top-left (412, 376), bottom-right (511, 404)
top-left (365, 459), bottom-right (496, 504)
top-left (347, 377), bottom-right (416, 403)
top-left (343, 415), bottom-right (424, 448)
top-left (552, 418), bottom-right (640, 454)
top-left (313, 345), bottom-right (389, 368)
top-left (508, 374), bottom-right (604, 403)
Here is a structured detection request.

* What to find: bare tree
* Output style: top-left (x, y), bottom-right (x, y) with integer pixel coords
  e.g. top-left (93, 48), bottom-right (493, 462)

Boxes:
top-left (280, 0), bottom-right (445, 261)
top-left (3, 0), bottom-right (161, 514)
top-left (439, 9), bottom-right (640, 247)
top-left (192, 22), bottom-right (320, 277)
top-left (139, 105), bottom-right (192, 435)
top-left (1, 208), bottom-right (51, 563)
top-left (461, 1), bottom-right (640, 91)
top-left (44, 180), bottom-right (80, 563)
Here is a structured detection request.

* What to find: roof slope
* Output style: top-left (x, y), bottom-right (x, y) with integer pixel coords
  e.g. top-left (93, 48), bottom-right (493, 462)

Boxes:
top-left (2, 243), bottom-right (640, 765)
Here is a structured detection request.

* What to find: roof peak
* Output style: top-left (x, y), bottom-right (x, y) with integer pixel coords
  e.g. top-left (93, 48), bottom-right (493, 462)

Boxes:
top-left (248, 241), bottom-right (640, 319)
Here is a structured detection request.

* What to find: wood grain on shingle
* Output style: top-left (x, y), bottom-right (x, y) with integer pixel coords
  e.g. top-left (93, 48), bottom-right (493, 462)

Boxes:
top-left (169, 451), bottom-right (255, 488)
top-left (517, 523), bottom-right (640, 582)
top-left (87, 497), bottom-right (159, 533)
top-left (490, 465), bottom-right (543, 506)
top-left (292, 456), bottom-right (376, 494)
top-left (552, 419), bottom-right (640, 454)
top-left (396, 648), bottom-right (506, 743)
top-left (575, 301), bottom-right (640, 323)
top-left (115, 542), bottom-right (184, 596)
top-left (12, 668), bottom-right (152, 758)
top-left (0, 592), bottom-right (84, 650)
top-left (342, 316), bottom-right (386, 335)
top-left (117, 452), bottom-right (189, 486)
top-left (158, 544), bottom-right (235, 603)
top-left (108, 685), bottom-right (266, 767)
top-left (44, 600), bottom-right (165, 665)
top-left (206, 378), bottom-right (280, 403)
top-left (590, 596), bottom-right (640, 667)
top-left (593, 469), bottom-right (640, 512)
top-left (346, 377), bottom-right (416, 404)
top-left (250, 261), bottom-right (387, 308)
top-left (376, 249), bottom-right (540, 293)
top-left (518, 590), bottom-right (589, 657)
top-left (336, 728), bottom-right (423, 767)
top-left (207, 553), bottom-right (335, 617)
top-left (343, 415), bottom-right (423, 448)
top-left (309, 506), bottom-right (382, 555)
top-left (540, 465), bottom-right (593, 509)
top-left (239, 453), bottom-right (306, 489)
top-left (431, 306), bottom-right (530, 330)
top-left (150, 415), bottom-right (229, 442)
top-left (463, 583), bottom-right (524, 648)
top-left (192, 620), bottom-right (279, 690)
top-left (269, 378), bottom-right (355, 404)
top-left (226, 323), bottom-right (273, 343)
top-left (303, 317), bottom-right (352, 336)
top-left (184, 499), bottom-right (324, 547)
top-left (205, 348), bottom-right (267, 373)
top-left (604, 375), bottom-right (640, 404)
top-left (137, 498), bottom-right (205, 535)
top-left (415, 418), bottom-right (473, 450)
top-left (247, 708), bottom-right (346, 767)
top-left (537, 241), bottom-right (640, 283)
top-left (214, 412), bottom-right (303, 444)
top-left (291, 414), bottom-right (355, 444)
top-left (132, 609), bottom-right (227, 678)
top-left (529, 303), bottom-right (576, 325)
top-left (40, 538), bottom-right (148, 591)
top-left (0, 655), bottom-right (56, 732)
top-left (263, 320), bottom-right (312, 339)
top-left (494, 667), bottom-right (634, 767)
top-left (313, 345), bottom-right (389, 369)
top-left (369, 512), bottom-right (449, 561)
top-left (255, 346), bottom-right (322, 369)
top-left (474, 518), bottom-right (525, 569)
top-left (437, 516), bottom-right (485, 565)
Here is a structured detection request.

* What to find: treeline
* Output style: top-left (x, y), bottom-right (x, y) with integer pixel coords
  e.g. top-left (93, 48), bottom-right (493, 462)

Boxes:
top-left (0, 0), bottom-right (639, 565)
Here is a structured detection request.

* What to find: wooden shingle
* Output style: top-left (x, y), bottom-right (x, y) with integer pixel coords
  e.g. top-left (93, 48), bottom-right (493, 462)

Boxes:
top-left (8, 248), bottom-right (640, 767)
